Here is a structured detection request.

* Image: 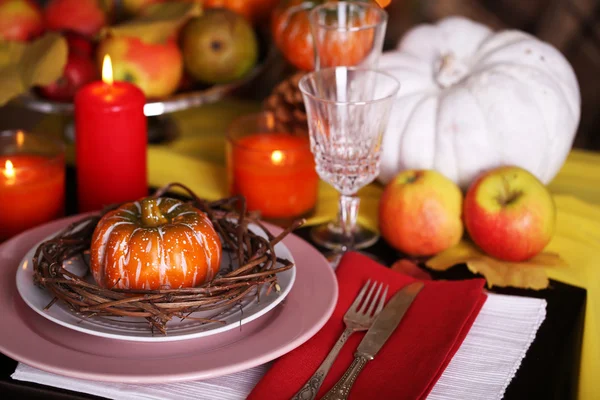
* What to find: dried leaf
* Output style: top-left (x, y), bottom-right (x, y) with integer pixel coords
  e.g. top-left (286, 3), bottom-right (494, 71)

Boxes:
top-left (391, 259), bottom-right (432, 280)
top-left (0, 33), bottom-right (68, 106)
top-left (466, 257), bottom-right (549, 290)
top-left (102, 2), bottom-right (202, 44)
top-left (527, 252), bottom-right (570, 268)
top-left (426, 240), bottom-right (481, 271)
top-left (426, 240), bottom-right (568, 290)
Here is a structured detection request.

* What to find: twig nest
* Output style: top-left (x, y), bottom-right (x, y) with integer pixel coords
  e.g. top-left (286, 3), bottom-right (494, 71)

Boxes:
top-left (32, 183), bottom-right (302, 334)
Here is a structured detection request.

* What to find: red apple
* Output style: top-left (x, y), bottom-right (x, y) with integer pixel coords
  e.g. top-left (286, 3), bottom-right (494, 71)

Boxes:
top-left (44, 0), bottom-right (107, 37)
top-left (464, 166), bottom-right (556, 262)
top-left (0, 0), bottom-right (44, 41)
top-left (38, 52), bottom-right (98, 102)
top-left (97, 35), bottom-right (182, 99)
top-left (379, 170), bottom-right (464, 256)
top-left (64, 31), bottom-right (95, 57)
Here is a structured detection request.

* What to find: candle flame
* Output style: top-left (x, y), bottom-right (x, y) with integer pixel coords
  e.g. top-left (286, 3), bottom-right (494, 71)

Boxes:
top-left (3, 160), bottom-right (15, 179)
top-left (102, 54), bottom-right (114, 85)
top-left (271, 150), bottom-right (284, 165)
top-left (16, 130), bottom-right (24, 147)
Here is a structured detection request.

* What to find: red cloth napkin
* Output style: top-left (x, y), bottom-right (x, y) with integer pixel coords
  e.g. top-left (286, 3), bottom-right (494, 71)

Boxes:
top-left (248, 252), bottom-right (487, 400)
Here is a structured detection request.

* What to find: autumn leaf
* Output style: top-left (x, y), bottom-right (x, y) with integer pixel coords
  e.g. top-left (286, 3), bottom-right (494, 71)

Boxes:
top-left (466, 257), bottom-right (549, 290)
top-left (102, 2), bottom-right (202, 44)
top-left (426, 240), bottom-right (568, 290)
top-left (426, 241), bottom-right (481, 271)
top-left (0, 33), bottom-right (68, 106)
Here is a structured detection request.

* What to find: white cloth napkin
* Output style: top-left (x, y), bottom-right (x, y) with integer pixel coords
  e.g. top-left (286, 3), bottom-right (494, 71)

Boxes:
top-left (12, 293), bottom-right (546, 400)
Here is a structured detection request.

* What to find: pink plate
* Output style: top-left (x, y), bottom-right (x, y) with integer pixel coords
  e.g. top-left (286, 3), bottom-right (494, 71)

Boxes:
top-left (0, 215), bottom-right (338, 383)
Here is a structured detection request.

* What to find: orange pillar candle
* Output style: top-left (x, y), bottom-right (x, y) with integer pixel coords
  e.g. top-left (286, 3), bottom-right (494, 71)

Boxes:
top-left (226, 113), bottom-right (318, 219)
top-left (0, 131), bottom-right (65, 242)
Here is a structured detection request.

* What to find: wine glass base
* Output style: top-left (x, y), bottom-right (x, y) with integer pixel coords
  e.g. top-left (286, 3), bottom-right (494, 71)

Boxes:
top-left (325, 250), bottom-right (386, 269)
top-left (310, 221), bottom-right (379, 251)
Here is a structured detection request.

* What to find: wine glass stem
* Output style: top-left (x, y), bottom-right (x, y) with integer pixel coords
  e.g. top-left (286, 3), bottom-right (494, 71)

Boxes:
top-left (339, 194), bottom-right (360, 251)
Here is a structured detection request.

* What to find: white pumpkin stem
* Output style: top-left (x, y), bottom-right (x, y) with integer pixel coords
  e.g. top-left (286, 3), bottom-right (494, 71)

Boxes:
top-left (435, 53), bottom-right (469, 89)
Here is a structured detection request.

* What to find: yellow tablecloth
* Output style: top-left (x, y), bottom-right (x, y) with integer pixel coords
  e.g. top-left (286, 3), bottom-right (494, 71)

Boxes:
top-left (41, 99), bottom-right (600, 399)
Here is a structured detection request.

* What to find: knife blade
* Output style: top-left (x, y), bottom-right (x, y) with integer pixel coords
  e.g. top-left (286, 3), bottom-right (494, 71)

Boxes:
top-left (357, 281), bottom-right (424, 359)
top-left (321, 281), bottom-right (425, 400)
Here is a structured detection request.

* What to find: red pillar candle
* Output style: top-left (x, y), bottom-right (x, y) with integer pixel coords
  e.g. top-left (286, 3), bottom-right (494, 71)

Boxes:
top-left (74, 55), bottom-right (147, 212)
top-left (0, 131), bottom-right (65, 242)
top-left (226, 113), bottom-right (319, 219)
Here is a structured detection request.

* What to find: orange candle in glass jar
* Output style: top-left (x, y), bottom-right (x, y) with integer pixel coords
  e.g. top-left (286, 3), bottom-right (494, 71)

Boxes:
top-left (0, 154), bottom-right (65, 241)
top-left (228, 132), bottom-right (318, 219)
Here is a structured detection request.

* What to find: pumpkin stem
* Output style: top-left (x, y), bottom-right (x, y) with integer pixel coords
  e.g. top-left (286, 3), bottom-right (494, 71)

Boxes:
top-left (141, 198), bottom-right (168, 227)
top-left (435, 53), bottom-right (469, 89)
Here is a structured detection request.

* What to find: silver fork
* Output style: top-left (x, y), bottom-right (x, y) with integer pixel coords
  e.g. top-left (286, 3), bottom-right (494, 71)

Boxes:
top-left (291, 280), bottom-right (389, 400)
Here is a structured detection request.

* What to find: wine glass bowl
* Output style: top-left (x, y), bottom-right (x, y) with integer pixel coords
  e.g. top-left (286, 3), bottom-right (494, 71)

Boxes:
top-left (310, 1), bottom-right (388, 70)
top-left (299, 67), bottom-right (399, 252)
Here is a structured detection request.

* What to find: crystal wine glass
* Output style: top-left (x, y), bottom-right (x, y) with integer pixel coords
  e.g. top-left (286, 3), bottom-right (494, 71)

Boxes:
top-left (299, 67), bottom-right (399, 255)
top-left (309, 1), bottom-right (388, 251)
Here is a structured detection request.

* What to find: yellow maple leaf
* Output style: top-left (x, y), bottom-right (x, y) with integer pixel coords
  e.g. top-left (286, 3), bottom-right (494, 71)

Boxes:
top-left (426, 240), bottom-right (568, 290)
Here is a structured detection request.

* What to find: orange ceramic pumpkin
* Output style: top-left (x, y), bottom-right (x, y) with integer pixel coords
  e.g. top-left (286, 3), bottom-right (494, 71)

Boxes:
top-left (90, 197), bottom-right (222, 290)
top-left (272, 0), bottom-right (384, 71)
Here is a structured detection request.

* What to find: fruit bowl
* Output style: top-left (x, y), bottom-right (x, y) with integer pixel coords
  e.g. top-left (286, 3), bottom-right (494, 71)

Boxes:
top-left (6, 1), bottom-right (277, 143)
top-left (16, 59), bottom-right (267, 117)
top-left (15, 41), bottom-right (274, 118)
top-left (14, 32), bottom-right (275, 143)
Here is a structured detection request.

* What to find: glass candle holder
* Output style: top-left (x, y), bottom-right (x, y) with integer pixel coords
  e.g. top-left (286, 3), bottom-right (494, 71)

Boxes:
top-left (226, 112), bottom-right (318, 222)
top-left (0, 130), bottom-right (65, 242)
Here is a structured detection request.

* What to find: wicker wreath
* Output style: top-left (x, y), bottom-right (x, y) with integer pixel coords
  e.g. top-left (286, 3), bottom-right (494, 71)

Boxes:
top-left (32, 183), bottom-right (303, 335)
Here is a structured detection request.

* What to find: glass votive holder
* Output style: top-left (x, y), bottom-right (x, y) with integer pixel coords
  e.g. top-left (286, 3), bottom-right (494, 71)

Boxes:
top-left (226, 112), bottom-right (319, 223)
top-left (0, 130), bottom-right (66, 242)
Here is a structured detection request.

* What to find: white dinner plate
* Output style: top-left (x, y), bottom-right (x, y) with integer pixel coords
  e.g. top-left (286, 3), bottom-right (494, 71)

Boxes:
top-left (15, 222), bottom-right (295, 342)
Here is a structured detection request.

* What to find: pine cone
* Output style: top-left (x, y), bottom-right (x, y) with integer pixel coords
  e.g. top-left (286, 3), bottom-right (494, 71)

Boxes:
top-left (263, 72), bottom-right (308, 136)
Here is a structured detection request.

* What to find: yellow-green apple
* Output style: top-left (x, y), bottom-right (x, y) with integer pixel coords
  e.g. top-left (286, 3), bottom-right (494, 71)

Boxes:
top-left (181, 9), bottom-right (258, 84)
top-left (0, 0), bottom-right (44, 41)
top-left (463, 166), bottom-right (556, 262)
top-left (379, 169), bottom-right (463, 256)
top-left (97, 35), bottom-right (182, 98)
top-left (44, 0), bottom-right (107, 37)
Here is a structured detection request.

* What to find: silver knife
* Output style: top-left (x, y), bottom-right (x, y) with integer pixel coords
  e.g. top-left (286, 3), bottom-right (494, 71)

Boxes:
top-left (321, 281), bottom-right (425, 400)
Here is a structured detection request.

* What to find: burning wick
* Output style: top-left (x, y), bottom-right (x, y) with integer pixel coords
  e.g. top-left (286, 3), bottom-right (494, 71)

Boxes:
top-left (271, 150), bottom-right (284, 165)
top-left (102, 54), bottom-right (113, 85)
top-left (3, 160), bottom-right (15, 183)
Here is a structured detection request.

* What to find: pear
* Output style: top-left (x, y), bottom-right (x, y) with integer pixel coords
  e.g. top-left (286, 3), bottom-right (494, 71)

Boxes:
top-left (181, 9), bottom-right (258, 85)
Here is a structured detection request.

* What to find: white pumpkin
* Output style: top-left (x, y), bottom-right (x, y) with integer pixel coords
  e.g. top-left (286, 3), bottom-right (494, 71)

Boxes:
top-left (378, 16), bottom-right (581, 188)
